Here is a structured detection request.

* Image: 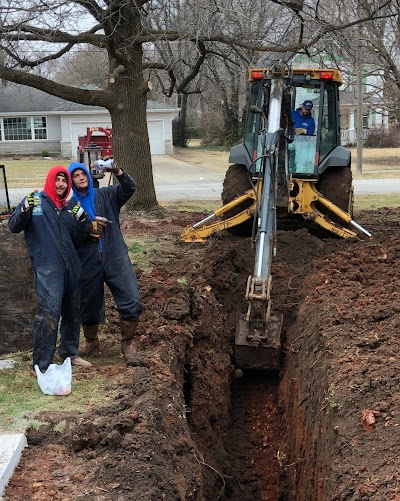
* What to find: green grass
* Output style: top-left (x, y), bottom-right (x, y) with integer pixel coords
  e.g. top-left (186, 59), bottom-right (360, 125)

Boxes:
top-left (0, 353), bottom-right (111, 432)
top-left (1, 158), bottom-right (68, 188)
top-left (127, 239), bottom-right (165, 273)
top-left (354, 194), bottom-right (400, 210)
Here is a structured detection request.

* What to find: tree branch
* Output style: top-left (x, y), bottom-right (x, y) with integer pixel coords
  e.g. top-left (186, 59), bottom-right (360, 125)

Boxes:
top-left (0, 66), bottom-right (109, 107)
top-left (1, 43), bottom-right (76, 69)
top-left (0, 24), bottom-right (105, 47)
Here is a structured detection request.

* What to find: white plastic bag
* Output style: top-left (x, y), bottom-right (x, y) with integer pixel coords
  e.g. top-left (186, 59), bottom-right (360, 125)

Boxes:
top-left (34, 357), bottom-right (72, 396)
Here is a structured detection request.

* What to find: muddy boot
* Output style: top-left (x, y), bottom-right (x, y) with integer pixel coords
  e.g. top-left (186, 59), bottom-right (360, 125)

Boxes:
top-left (120, 319), bottom-right (147, 367)
top-left (71, 356), bottom-right (92, 368)
top-left (79, 324), bottom-right (100, 356)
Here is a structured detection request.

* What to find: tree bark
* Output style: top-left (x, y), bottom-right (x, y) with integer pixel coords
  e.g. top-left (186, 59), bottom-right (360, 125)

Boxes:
top-left (174, 93), bottom-right (188, 147)
top-left (108, 56), bottom-right (157, 209)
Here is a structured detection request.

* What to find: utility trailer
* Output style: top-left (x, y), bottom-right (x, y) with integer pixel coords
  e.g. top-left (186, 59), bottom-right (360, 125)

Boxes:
top-left (77, 127), bottom-right (113, 162)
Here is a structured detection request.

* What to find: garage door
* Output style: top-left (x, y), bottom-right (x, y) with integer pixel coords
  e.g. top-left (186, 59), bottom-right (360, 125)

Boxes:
top-left (148, 120), bottom-right (164, 155)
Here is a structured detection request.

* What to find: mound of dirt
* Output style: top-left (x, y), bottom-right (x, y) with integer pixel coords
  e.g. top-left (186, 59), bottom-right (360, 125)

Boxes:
top-left (0, 220), bottom-right (35, 354)
top-left (3, 208), bottom-right (400, 500)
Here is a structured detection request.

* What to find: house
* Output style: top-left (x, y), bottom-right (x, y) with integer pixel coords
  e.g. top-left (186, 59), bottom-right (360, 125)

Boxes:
top-left (0, 83), bottom-right (179, 157)
top-left (339, 83), bottom-right (389, 145)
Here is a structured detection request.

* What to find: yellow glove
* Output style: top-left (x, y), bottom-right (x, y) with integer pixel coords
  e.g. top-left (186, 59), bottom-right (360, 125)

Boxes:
top-left (23, 192), bottom-right (39, 212)
top-left (69, 203), bottom-right (86, 222)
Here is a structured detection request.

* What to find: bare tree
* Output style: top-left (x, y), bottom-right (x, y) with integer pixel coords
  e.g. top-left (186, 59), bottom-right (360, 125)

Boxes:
top-left (0, 0), bottom-right (391, 209)
top-left (53, 45), bottom-right (109, 88)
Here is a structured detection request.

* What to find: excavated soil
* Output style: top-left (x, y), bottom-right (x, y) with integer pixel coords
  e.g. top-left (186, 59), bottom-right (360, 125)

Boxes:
top-left (1, 207), bottom-right (399, 501)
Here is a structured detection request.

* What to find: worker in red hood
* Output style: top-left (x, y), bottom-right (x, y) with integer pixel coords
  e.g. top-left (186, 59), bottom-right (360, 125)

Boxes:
top-left (9, 166), bottom-right (92, 374)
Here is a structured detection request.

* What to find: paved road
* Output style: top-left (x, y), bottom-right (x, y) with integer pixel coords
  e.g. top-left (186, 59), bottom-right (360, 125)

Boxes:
top-left (5, 156), bottom-right (225, 205)
top-left (4, 156), bottom-right (400, 205)
top-left (352, 178), bottom-right (400, 194)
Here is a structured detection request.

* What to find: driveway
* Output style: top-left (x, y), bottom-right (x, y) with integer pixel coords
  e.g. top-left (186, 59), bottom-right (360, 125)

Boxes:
top-left (152, 155), bottom-right (224, 201)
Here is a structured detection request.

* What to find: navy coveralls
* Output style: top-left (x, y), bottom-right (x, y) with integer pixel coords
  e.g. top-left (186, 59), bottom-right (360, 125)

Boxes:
top-left (76, 171), bottom-right (143, 325)
top-left (8, 193), bottom-right (86, 371)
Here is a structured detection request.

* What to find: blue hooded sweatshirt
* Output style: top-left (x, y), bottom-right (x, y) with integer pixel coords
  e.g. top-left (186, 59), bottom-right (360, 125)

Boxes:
top-left (68, 162), bottom-right (96, 221)
top-left (67, 161), bottom-right (143, 324)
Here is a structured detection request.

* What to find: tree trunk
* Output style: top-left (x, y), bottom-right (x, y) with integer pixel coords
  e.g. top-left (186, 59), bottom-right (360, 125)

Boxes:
top-left (174, 93), bottom-right (188, 147)
top-left (106, 8), bottom-right (158, 211)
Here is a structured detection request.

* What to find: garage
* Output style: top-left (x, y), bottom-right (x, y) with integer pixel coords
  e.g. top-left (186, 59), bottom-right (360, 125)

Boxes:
top-left (147, 120), bottom-right (165, 155)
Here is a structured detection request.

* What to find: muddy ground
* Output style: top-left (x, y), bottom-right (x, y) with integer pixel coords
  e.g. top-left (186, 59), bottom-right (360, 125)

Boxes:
top-left (1, 207), bottom-right (399, 501)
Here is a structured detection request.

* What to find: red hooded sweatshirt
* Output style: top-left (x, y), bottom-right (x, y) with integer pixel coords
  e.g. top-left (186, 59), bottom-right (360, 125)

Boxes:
top-left (43, 165), bottom-right (72, 209)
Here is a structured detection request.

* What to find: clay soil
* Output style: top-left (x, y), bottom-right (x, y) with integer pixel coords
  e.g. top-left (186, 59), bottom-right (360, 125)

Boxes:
top-left (2, 207), bottom-right (400, 501)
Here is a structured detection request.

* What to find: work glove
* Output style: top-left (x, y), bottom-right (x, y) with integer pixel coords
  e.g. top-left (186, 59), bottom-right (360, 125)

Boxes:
top-left (69, 203), bottom-right (86, 222)
top-left (23, 192), bottom-right (39, 212)
top-left (295, 128), bottom-right (307, 135)
top-left (90, 216), bottom-right (111, 239)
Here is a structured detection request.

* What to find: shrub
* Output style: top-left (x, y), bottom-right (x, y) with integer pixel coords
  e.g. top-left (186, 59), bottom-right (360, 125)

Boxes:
top-left (200, 113), bottom-right (236, 147)
top-left (364, 127), bottom-right (400, 148)
top-left (172, 119), bottom-right (188, 148)
top-left (41, 149), bottom-right (50, 157)
top-left (187, 126), bottom-right (202, 139)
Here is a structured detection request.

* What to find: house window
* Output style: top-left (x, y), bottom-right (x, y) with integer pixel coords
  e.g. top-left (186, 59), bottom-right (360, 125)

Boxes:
top-left (33, 117), bottom-right (47, 139)
top-left (1, 117), bottom-right (47, 140)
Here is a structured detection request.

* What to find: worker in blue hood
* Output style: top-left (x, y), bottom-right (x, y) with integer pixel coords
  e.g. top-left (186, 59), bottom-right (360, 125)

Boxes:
top-left (68, 160), bottom-right (144, 365)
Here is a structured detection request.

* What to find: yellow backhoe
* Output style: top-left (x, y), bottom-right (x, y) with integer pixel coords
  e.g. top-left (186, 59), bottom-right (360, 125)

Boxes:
top-left (181, 64), bottom-right (371, 370)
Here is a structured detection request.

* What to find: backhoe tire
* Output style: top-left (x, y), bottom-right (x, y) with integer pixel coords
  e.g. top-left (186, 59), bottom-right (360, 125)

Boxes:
top-left (221, 164), bottom-right (254, 236)
top-left (317, 166), bottom-right (353, 224)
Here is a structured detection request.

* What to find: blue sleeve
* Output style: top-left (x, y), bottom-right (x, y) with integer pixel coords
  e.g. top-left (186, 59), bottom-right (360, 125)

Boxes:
top-left (291, 110), bottom-right (301, 129)
top-left (309, 118), bottom-right (315, 135)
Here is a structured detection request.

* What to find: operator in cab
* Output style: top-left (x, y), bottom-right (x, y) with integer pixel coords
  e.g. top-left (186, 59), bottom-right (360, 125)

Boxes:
top-left (292, 100), bottom-right (315, 135)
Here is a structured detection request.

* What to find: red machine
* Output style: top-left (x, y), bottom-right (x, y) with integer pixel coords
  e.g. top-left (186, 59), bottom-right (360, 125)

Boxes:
top-left (77, 127), bottom-right (113, 161)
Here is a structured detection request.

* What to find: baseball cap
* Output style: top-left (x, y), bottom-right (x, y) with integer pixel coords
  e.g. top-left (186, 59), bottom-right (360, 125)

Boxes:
top-left (56, 171), bottom-right (68, 181)
top-left (302, 100), bottom-right (313, 110)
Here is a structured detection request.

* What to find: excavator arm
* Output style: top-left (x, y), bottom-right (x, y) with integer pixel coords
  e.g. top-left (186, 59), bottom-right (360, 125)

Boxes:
top-left (181, 190), bottom-right (257, 242)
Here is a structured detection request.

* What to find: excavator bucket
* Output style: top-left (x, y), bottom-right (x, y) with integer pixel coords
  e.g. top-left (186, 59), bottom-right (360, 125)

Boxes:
top-left (234, 316), bottom-right (282, 371)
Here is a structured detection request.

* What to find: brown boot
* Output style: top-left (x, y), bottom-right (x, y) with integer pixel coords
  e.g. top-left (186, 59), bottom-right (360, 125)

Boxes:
top-left (71, 356), bottom-right (92, 368)
top-left (79, 324), bottom-right (100, 356)
top-left (120, 319), bottom-right (147, 367)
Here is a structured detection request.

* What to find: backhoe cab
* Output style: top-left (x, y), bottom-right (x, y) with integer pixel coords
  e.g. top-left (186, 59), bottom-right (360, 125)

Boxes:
top-left (181, 65), bottom-right (371, 371)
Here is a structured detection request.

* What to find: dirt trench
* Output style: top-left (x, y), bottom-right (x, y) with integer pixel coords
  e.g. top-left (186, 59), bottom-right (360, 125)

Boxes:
top-left (2, 208), bottom-right (400, 500)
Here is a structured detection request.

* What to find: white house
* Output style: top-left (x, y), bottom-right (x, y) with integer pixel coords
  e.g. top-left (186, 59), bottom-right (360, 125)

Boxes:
top-left (0, 83), bottom-right (179, 157)
top-left (338, 71), bottom-right (389, 145)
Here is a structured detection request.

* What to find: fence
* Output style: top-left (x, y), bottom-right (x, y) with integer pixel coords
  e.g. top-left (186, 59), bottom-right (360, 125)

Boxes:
top-left (340, 128), bottom-right (369, 145)
top-left (0, 165), bottom-right (11, 217)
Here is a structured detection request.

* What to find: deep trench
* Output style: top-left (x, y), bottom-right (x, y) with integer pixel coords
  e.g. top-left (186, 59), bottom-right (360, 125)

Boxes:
top-left (181, 234), bottom-right (308, 501)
